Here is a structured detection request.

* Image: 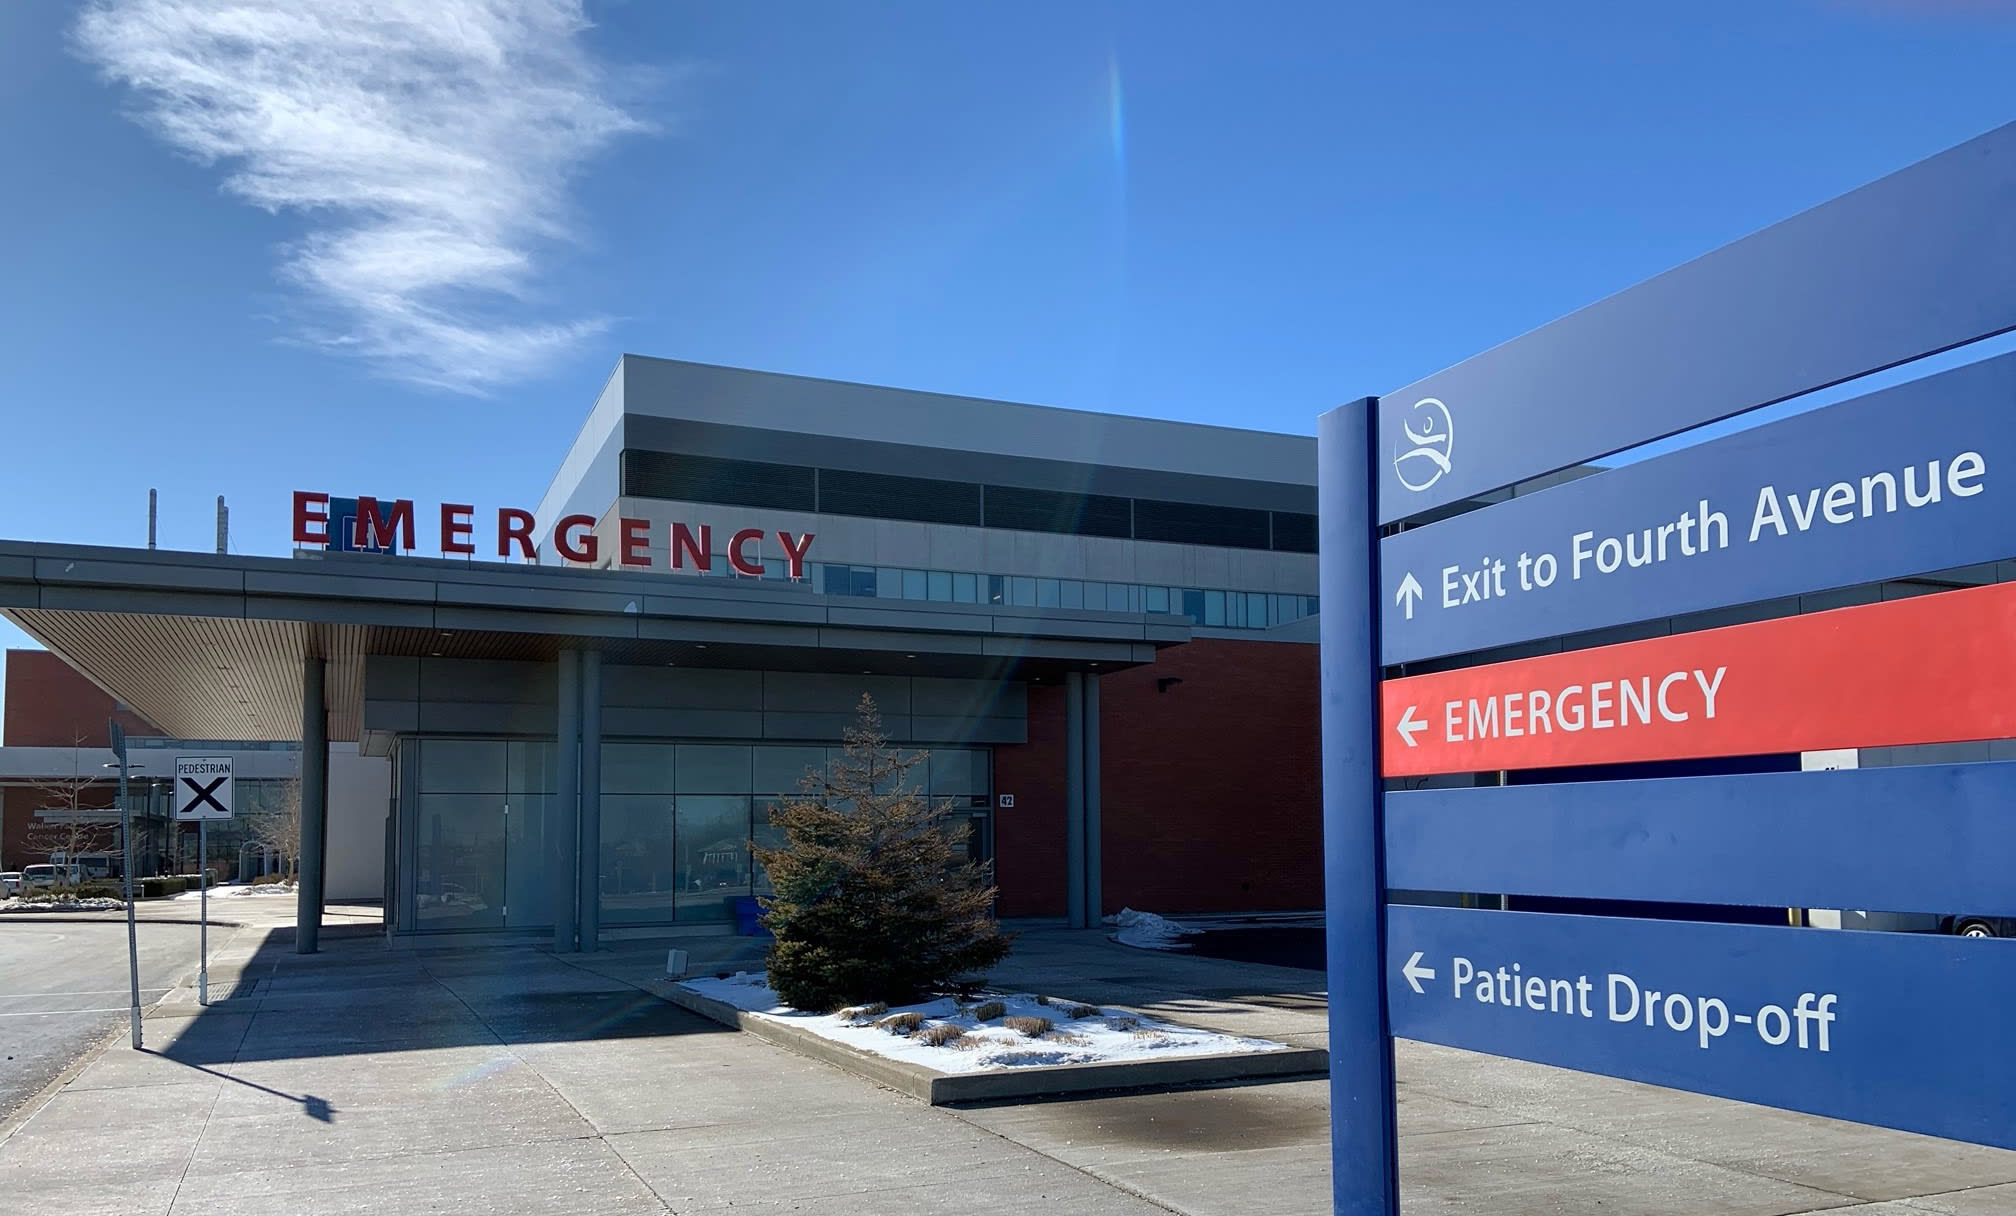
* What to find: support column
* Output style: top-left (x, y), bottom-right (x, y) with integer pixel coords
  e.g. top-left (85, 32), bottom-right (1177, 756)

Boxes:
top-left (577, 651), bottom-right (602, 953)
top-left (297, 657), bottom-right (329, 954)
top-left (552, 650), bottom-right (581, 952)
top-left (1065, 671), bottom-right (1086, 929)
top-left (1084, 673), bottom-right (1102, 926)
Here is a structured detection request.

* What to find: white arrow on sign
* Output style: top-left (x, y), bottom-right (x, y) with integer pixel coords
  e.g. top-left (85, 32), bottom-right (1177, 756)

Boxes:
top-left (1395, 572), bottom-right (1424, 620)
top-left (1396, 705), bottom-right (1426, 747)
top-left (1401, 951), bottom-right (1436, 995)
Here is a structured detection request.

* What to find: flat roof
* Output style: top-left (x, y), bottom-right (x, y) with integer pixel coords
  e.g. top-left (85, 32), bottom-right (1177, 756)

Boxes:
top-left (0, 540), bottom-right (1186, 743)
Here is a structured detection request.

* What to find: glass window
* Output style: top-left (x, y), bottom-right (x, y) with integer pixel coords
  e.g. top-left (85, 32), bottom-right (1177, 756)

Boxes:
top-left (877, 567), bottom-right (903, 599)
top-left (676, 796), bottom-right (752, 922)
top-left (927, 571), bottom-right (953, 602)
top-left (851, 567), bottom-right (878, 597)
top-left (1129, 585), bottom-right (1144, 613)
top-left (600, 794), bottom-right (678, 925)
top-left (1307, 595), bottom-right (1321, 616)
top-left (953, 572), bottom-right (978, 603)
top-left (709, 553), bottom-right (730, 577)
top-left (1205, 590), bottom-right (1227, 626)
top-left (1036, 578), bottom-right (1060, 608)
top-left (419, 740), bottom-right (503, 793)
top-left (752, 798), bottom-right (787, 893)
top-left (414, 793), bottom-right (506, 928)
top-left (823, 564), bottom-right (852, 596)
top-left (1106, 583), bottom-right (1130, 612)
top-left (1060, 580), bottom-right (1083, 609)
top-left (1182, 589), bottom-right (1206, 621)
top-left (754, 746), bottom-right (829, 798)
top-left (603, 742), bottom-right (674, 793)
top-left (1009, 576), bottom-right (1037, 607)
top-left (1145, 585), bottom-right (1169, 614)
top-left (506, 741), bottom-right (556, 794)
top-left (505, 793), bottom-right (551, 928)
top-left (928, 749), bottom-right (990, 797)
top-left (1248, 593), bottom-right (1269, 629)
top-left (677, 744), bottom-right (752, 793)
top-left (987, 575), bottom-right (1005, 605)
top-left (903, 569), bottom-right (928, 600)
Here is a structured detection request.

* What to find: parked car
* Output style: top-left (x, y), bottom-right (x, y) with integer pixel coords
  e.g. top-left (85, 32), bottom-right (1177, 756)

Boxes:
top-left (0, 872), bottom-right (22, 896)
top-left (1944, 915), bottom-right (2016, 939)
top-left (20, 864), bottom-right (83, 890)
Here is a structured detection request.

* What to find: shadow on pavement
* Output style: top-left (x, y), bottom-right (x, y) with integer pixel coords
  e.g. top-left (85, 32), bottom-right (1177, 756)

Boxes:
top-left (145, 924), bottom-right (754, 1070)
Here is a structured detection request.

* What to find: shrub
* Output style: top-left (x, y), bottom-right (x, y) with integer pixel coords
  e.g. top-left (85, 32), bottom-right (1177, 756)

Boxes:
top-left (250, 872), bottom-right (287, 887)
top-left (917, 1023), bottom-right (965, 1047)
top-left (878, 1012), bottom-right (924, 1035)
top-left (1033, 994), bottom-right (1051, 1006)
top-left (755, 695), bottom-right (1014, 1011)
top-left (836, 1002), bottom-right (888, 1023)
top-left (1108, 1016), bottom-right (1140, 1031)
top-left (73, 882), bottom-right (124, 900)
top-left (1003, 1016), bottom-right (1052, 1039)
top-left (970, 1000), bottom-right (1006, 1022)
top-left (1065, 1004), bottom-right (1100, 1020)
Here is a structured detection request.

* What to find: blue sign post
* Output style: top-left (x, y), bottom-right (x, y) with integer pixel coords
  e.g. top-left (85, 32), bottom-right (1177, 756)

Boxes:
top-left (1319, 121), bottom-right (2016, 1214)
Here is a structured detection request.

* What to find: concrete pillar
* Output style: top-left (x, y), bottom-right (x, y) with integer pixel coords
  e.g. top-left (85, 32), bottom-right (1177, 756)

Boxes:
top-left (1065, 671), bottom-right (1086, 929)
top-left (577, 651), bottom-right (602, 953)
top-left (552, 650), bottom-right (581, 952)
top-left (1084, 673), bottom-right (1102, 925)
top-left (297, 657), bottom-right (329, 954)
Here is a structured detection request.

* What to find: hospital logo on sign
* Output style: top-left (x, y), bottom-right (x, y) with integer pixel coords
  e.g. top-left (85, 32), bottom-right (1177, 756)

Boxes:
top-left (1394, 397), bottom-right (1455, 492)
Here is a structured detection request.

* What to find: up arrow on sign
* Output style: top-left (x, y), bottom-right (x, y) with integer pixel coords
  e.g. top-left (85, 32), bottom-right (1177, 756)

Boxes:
top-left (1401, 951), bottom-right (1436, 995)
top-left (1395, 572), bottom-right (1424, 620)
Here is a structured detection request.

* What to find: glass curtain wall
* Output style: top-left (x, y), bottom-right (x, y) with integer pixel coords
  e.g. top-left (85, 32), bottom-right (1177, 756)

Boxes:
top-left (402, 737), bottom-right (991, 932)
top-left (599, 742), bottom-right (993, 927)
top-left (411, 739), bottom-right (553, 931)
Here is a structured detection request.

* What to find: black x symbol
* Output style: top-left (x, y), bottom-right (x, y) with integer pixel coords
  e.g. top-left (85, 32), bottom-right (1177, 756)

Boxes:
top-left (181, 776), bottom-right (228, 815)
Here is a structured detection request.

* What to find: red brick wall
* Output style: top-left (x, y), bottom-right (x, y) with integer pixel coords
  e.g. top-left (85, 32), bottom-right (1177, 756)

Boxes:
top-left (990, 638), bottom-right (1323, 919)
top-left (1096, 638), bottom-right (1322, 916)
top-left (2, 784), bottom-right (119, 871)
top-left (991, 682), bottom-right (1070, 918)
top-left (3, 649), bottom-right (158, 747)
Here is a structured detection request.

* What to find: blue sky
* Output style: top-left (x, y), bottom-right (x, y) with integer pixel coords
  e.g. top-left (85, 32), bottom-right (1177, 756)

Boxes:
top-left (3, 0), bottom-right (2014, 716)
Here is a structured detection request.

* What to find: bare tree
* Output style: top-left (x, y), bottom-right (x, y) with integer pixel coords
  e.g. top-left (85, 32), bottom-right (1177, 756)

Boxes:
top-left (248, 774), bottom-right (303, 881)
top-left (23, 737), bottom-right (119, 886)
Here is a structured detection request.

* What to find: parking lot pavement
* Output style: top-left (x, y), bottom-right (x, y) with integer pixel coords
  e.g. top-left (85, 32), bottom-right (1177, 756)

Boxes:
top-left (0, 919), bottom-right (208, 1123)
top-left (8, 924), bottom-right (2016, 1216)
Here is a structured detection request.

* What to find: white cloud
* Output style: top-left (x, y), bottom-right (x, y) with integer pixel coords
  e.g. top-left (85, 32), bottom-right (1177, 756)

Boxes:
top-left (74, 0), bottom-right (648, 393)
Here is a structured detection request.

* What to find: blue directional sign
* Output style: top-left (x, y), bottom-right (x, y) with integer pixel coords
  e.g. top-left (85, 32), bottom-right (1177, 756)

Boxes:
top-left (1388, 904), bottom-right (2016, 1151)
top-left (1381, 352), bottom-right (2016, 664)
top-left (1377, 121), bottom-right (2016, 524)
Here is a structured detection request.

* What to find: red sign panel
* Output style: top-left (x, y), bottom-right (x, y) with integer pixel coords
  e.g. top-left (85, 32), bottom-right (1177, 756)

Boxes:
top-left (1381, 580), bottom-right (2016, 777)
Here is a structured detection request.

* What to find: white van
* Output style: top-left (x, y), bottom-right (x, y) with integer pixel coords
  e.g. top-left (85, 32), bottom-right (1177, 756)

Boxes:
top-left (20, 863), bottom-right (83, 890)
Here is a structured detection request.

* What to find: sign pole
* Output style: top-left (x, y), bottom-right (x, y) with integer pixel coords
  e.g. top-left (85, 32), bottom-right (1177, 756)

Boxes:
top-left (110, 719), bottom-right (141, 1050)
top-left (198, 818), bottom-right (209, 1006)
top-left (1319, 398), bottom-right (1399, 1215)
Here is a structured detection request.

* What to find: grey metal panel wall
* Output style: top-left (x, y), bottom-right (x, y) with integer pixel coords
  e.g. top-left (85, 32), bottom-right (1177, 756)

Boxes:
top-left (364, 657), bottom-right (1027, 745)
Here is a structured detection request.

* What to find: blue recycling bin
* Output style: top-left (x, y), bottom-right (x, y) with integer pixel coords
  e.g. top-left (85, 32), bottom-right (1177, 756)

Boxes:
top-left (732, 895), bottom-right (771, 938)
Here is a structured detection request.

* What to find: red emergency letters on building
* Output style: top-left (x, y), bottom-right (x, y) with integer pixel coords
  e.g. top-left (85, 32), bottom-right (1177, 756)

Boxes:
top-left (290, 493), bottom-right (815, 579)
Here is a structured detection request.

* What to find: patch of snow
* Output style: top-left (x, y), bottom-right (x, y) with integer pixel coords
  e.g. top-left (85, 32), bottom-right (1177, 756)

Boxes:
top-left (1105, 907), bottom-right (1202, 951)
top-left (680, 973), bottom-right (1285, 1074)
top-left (0, 897), bottom-right (126, 914)
top-left (171, 882), bottom-right (297, 901)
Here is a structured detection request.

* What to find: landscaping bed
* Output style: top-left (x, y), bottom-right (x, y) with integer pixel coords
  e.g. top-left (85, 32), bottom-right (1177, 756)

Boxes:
top-left (664, 971), bottom-right (1326, 1105)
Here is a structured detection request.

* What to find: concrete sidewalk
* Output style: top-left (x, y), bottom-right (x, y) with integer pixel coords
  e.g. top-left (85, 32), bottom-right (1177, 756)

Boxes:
top-left (4, 923), bottom-right (2014, 1215)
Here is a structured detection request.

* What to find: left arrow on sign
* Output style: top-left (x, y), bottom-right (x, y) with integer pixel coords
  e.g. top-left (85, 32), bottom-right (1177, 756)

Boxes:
top-left (1395, 572), bottom-right (1424, 621)
top-left (1401, 951), bottom-right (1435, 995)
top-left (1396, 706), bottom-right (1426, 747)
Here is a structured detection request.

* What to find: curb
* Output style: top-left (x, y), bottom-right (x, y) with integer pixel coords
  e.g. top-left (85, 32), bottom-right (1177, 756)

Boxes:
top-left (0, 915), bottom-right (248, 927)
top-left (652, 981), bottom-right (1328, 1106)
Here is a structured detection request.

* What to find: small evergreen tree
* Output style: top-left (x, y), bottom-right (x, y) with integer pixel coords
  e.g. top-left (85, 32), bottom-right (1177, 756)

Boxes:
top-left (755, 694), bottom-right (1012, 1010)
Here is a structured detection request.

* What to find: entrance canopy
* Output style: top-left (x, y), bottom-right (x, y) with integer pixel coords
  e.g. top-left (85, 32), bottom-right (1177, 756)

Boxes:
top-left (0, 540), bottom-right (1188, 743)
